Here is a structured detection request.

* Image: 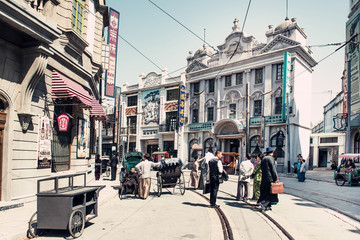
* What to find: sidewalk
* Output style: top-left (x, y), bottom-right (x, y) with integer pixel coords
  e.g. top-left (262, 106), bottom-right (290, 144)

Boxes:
top-left (0, 174), bottom-right (120, 240)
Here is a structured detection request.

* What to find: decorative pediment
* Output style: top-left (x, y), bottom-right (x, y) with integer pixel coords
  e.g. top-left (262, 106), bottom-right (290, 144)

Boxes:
top-left (205, 98), bottom-right (216, 107)
top-left (186, 60), bottom-right (208, 73)
top-left (260, 35), bottom-right (300, 54)
top-left (143, 72), bottom-right (160, 88)
top-left (224, 90), bottom-right (241, 103)
top-left (164, 101), bottom-right (178, 111)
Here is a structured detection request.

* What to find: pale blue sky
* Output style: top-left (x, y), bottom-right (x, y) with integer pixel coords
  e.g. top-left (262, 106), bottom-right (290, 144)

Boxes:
top-left (107, 0), bottom-right (348, 124)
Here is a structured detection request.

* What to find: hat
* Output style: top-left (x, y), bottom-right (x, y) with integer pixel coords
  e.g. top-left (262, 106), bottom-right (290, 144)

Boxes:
top-left (265, 147), bottom-right (274, 153)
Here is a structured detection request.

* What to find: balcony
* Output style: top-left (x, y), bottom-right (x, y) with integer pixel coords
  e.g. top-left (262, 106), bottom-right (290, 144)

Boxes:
top-left (249, 115), bottom-right (284, 126)
top-left (120, 126), bottom-right (137, 134)
top-left (159, 124), bottom-right (176, 133)
top-left (188, 122), bottom-right (214, 131)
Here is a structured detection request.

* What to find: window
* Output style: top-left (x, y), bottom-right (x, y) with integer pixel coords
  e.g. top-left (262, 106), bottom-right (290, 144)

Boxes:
top-left (192, 109), bottom-right (199, 123)
top-left (72, 0), bottom-right (85, 35)
top-left (229, 104), bottom-right (236, 119)
top-left (250, 136), bottom-right (262, 155)
top-left (166, 89), bottom-right (179, 101)
top-left (204, 138), bottom-right (215, 154)
top-left (320, 137), bottom-right (338, 143)
top-left (127, 116), bottom-right (137, 134)
top-left (208, 79), bottom-right (215, 93)
top-left (193, 82), bottom-right (200, 93)
top-left (355, 133), bottom-right (360, 153)
top-left (127, 96), bottom-right (137, 107)
top-left (254, 100), bottom-right (262, 116)
top-left (276, 64), bottom-right (284, 80)
top-left (236, 73), bottom-right (243, 85)
top-left (275, 97), bottom-right (282, 115)
top-left (166, 111), bottom-right (177, 131)
top-left (225, 75), bottom-right (232, 87)
top-left (207, 107), bottom-right (214, 121)
top-left (255, 68), bottom-right (263, 84)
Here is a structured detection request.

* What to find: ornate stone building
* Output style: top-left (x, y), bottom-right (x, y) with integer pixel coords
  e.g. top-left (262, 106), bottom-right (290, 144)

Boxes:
top-left (185, 18), bottom-right (316, 172)
top-left (0, 0), bottom-right (108, 201)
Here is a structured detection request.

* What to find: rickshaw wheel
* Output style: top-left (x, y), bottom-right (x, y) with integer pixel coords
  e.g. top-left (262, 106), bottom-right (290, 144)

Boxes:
top-left (157, 175), bottom-right (162, 197)
top-left (68, 210), bottom-right (85, 238)
top-left (179, 172), bottom-right (186, 195)
top-left (335, 174), bottom-right (346, 186)
top-left (28, 212), bottom-right (41, 238)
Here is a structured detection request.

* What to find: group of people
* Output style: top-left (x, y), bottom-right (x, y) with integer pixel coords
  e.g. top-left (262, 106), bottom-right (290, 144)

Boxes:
top-left (292, 154), bottom-right (306, 182)
top-left (190, 147), bottom-right (280, 211)
top-left (94, 153), bottom-right (120, 181)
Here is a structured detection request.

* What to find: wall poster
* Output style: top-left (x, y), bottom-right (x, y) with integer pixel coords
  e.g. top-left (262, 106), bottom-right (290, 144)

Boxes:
top-left (142, 89), bottom-right (160, 125)
top-left (37, 116), bottom-right (52, 168)
top-left (77, 118), bottom-right (89, 159)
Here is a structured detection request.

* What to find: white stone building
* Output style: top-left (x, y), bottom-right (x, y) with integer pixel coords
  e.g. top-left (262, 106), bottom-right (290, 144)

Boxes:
top-left (120, 70), bottom-right (186, 160)
top-left (184, 18), bottom-right (316, 172)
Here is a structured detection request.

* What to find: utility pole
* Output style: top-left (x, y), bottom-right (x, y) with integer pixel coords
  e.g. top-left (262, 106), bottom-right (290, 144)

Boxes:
top-left (346, 59), bottom-right (351, 153)
top-left (286, 93), bottom-right (291, 173)
top-left (127, 117), bottom-right (130, 153)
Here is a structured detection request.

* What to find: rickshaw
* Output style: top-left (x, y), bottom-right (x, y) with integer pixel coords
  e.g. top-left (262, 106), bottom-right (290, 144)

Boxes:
top-left (118, 152), bottom-right (143, 199)
top-left (156, 158), bottom-right (185, 197)
top-left (222, 152), bottom-right (240, 175)
top-left (152, 151), bottom-right (168, 162)
top-left (334, 153), bottom-right (360, 186)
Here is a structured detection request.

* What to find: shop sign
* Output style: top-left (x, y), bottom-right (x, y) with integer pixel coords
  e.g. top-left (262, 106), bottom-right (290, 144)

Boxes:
top-left (178, 85), bottom-right (185, 127)
top-left (37, 116), bottom-right (52, 169)
top-left (282, 52), bottom-right (291, 120)
top-left (58, 114), bottom-right (70, 131)
top-left (333, 116), bottom-right (346, 131)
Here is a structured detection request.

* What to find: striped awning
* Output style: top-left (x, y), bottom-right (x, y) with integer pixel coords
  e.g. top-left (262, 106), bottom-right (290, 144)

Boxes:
top-left (51, 70), bottom-right (92, 107)
top-left (90, 95), bottom-right (107, 120)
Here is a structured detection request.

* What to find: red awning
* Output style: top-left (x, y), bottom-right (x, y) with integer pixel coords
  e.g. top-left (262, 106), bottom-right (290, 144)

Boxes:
top-left (51, 70), bottom-right (92, 107)
top-left (90, 95), bottom-right (107, 120)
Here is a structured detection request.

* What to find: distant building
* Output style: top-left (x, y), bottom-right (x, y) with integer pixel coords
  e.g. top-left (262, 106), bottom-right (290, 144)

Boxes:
top-left (120, 70), bottom-right (186, 160)
top-left (184, 18), bottom-right (316, 172)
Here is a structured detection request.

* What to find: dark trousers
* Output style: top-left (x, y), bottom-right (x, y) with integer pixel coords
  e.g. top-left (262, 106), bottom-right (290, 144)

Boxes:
top-left (111, 166), bottom-right (117, 180)
top-left (237, 181), bottom-right (249, 200)
top-left (209, 179), bottom-right (219, 206)
top-left (298, 172), bottom-right (305, 182)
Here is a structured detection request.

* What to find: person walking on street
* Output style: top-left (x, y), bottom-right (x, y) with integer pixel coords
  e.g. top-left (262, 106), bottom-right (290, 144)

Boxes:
top-left (252, 153), bottom-right (263, 201)
top-left (110, 153), bottom-right (118, 181)
top-left (296, 154), bottom-right (302, 179)
top-left (208, 150), bottom-right (223, 208)
top-left (237, 153), bottom-right (254, 201)
top-left (299, 158), bottom-right (306, 182)
top-left (258, 147), bottom-right (279, 211)
top-left (190, 156), bottom-right (201, 188)
top-left (95, 154), bottom-right (101, 180)
top-left (135, 153), bottom-right (161, 199)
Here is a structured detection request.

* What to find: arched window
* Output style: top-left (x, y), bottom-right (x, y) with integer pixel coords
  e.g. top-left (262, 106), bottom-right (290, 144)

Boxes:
top-left (271, 134), bottom-right (285, 158)
top-left (250, 135), bottom-right (261, 155)
top-left (0, 100), bottom-right (5, 112)
top-left (189, 139), bottom-right (199, 162)
top-left (204, 138), bottom-right (215, 154)
top-left (355, 132), bottom-right (360, 153)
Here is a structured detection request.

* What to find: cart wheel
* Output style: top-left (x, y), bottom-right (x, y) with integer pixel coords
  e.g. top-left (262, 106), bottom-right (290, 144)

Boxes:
top-left (157, 175), bottom-right (162, 197)
top-left (68, 210), bottom-right (85, 238)
top-left (106, 166), bottom-right (111, 177)
top-left (335, 174), bottom-right (346, 186)
top-left (28, 212), bottom-right (41, 238)
top-left (179, 172), bottom-right (186, 195)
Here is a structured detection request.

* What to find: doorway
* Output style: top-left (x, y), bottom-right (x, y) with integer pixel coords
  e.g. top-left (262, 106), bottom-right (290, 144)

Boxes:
top-left (147, 144), bottom-right (158, 156)
top-left (0, 111), bottom-right (6, 201)
top-left (319, 149), bottom-right (328, 167)
top-left (229, 139), bottom-right (240, 153)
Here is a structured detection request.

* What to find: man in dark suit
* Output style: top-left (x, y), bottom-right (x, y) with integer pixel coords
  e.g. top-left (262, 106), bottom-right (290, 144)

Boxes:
top-left (110, 153), bottom-right (118, 181)
top-left (258, 147), bottom-right (279, 211)
top-left (208, 150), bottom-right (223, 208)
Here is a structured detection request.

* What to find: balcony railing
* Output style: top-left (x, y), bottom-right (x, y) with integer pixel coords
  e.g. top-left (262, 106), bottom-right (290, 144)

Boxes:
top-left (249, 115), bottom-right (284, 125)
top-left (159, 124), bottom-right (176, 132)
top-left (188, 122), bottom-right (214, 131)
top-left (120, 126), bottom-right (137, 134)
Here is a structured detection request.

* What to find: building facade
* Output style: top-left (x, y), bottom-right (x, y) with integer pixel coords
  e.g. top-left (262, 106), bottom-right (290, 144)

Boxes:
top-left (120, 70), bottom-right (186, 160)
top-left (0, 0), bottom-right (108, 201)
top-left (184, 18), bottom-right (316, 172)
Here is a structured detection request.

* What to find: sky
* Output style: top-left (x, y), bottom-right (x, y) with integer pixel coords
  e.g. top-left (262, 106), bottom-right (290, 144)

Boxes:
top-left (106, 0), bottom-right (349, 125)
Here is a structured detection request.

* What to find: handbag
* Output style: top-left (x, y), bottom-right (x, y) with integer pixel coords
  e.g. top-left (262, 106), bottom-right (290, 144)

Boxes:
top-left (270, 182), bottom-right (284, 194)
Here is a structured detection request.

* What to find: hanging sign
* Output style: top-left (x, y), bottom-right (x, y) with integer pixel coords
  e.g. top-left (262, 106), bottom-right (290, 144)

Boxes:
top-left (333, 116), bottom-right (346, 131)
top-left (58, 114), bottom-right (70, 131)
top-left (282, 52), bottom-right (291, 121)
top-left (178, 85), bottom-right (185, 127)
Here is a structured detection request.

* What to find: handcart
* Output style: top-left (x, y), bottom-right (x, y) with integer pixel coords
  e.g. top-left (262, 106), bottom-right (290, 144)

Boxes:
top-left (118, 152), bottom-right (143, 199)
top-left (28, 173), bottom-right (105, 238)
top-left (334, 154), bottom-right (360, 186)
top-left (156, 158), bottom-right (185, 197)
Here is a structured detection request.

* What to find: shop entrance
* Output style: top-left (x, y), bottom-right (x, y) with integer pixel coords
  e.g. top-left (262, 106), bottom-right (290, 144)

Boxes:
top-left (319, 149), bottom-right (328, 167)
top-left (147, 144), bottom-right (158, 156)
top-left (229, 139), bottom-right (240, 153)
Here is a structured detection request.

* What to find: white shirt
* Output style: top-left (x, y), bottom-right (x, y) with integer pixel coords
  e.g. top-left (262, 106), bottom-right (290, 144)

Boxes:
top-left (135, 160), bottom-right (161, 179)
top-left (239, 159), bottom-right (254, 183)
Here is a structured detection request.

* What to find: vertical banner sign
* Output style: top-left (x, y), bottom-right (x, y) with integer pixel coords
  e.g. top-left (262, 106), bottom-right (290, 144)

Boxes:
top-left (282, 52), bottom-right (291, 120)
top-left (38, 116), bottom-right (52, 168)
top-left (114, 87), bottom-right (121, 143)
top-left (105, 9), bottom-right (120, 97)
top-left (178, 85), bottom-right (185, 127)
top-left (346, 10), bottom-right (360, 112)
top-left (77, 119), bottom-right (89, 159)
top-left (343, 51), bottom-right (348, 117)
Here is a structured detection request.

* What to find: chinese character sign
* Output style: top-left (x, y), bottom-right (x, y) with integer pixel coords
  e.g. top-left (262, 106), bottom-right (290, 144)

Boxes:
top-left (77, 119), bottom-right (89, 159)
top-left (58, 114), bottom-right (70, 131)
top-left (105, 9), bottom-right (120, 97)
top-left (178, 85), bottom-right (185, 127)
top-left (282, 52), bottom-right (291, 120)
top-left (38, 116), bottom-right (52, 168)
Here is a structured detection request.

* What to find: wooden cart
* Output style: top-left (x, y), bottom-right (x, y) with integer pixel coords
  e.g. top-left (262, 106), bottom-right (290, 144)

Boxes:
top-left (221, 152), bottom-right (240, 175)
top-left (28, 173), bottom-right (105, 238)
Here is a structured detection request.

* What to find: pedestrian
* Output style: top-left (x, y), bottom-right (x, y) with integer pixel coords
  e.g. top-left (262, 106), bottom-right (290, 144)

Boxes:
top-left (95, 154), bottom-right (101, 180)
top-left (258, 147), bottom-right (279, 211)
top-left (135, 153), bottom-right (161, 199)
top-left (189, 156), bottom-right (201, 188)
top-left (123, 167), bottom-right (139, 194)
top-left (207, 150), bottom-right (223, 208)
top-left (251, 153), bottom-right (263, 201)
top-left (299, 158), bottom-right (306, 182)
top-left (296, 154), bottom-right (302, 179)
top-left (110, 153), bottom-right (118, 181)
top-left (345, 159), bottom-right (356, 169)
top-left (237, 153), bottom-right (254, 201)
